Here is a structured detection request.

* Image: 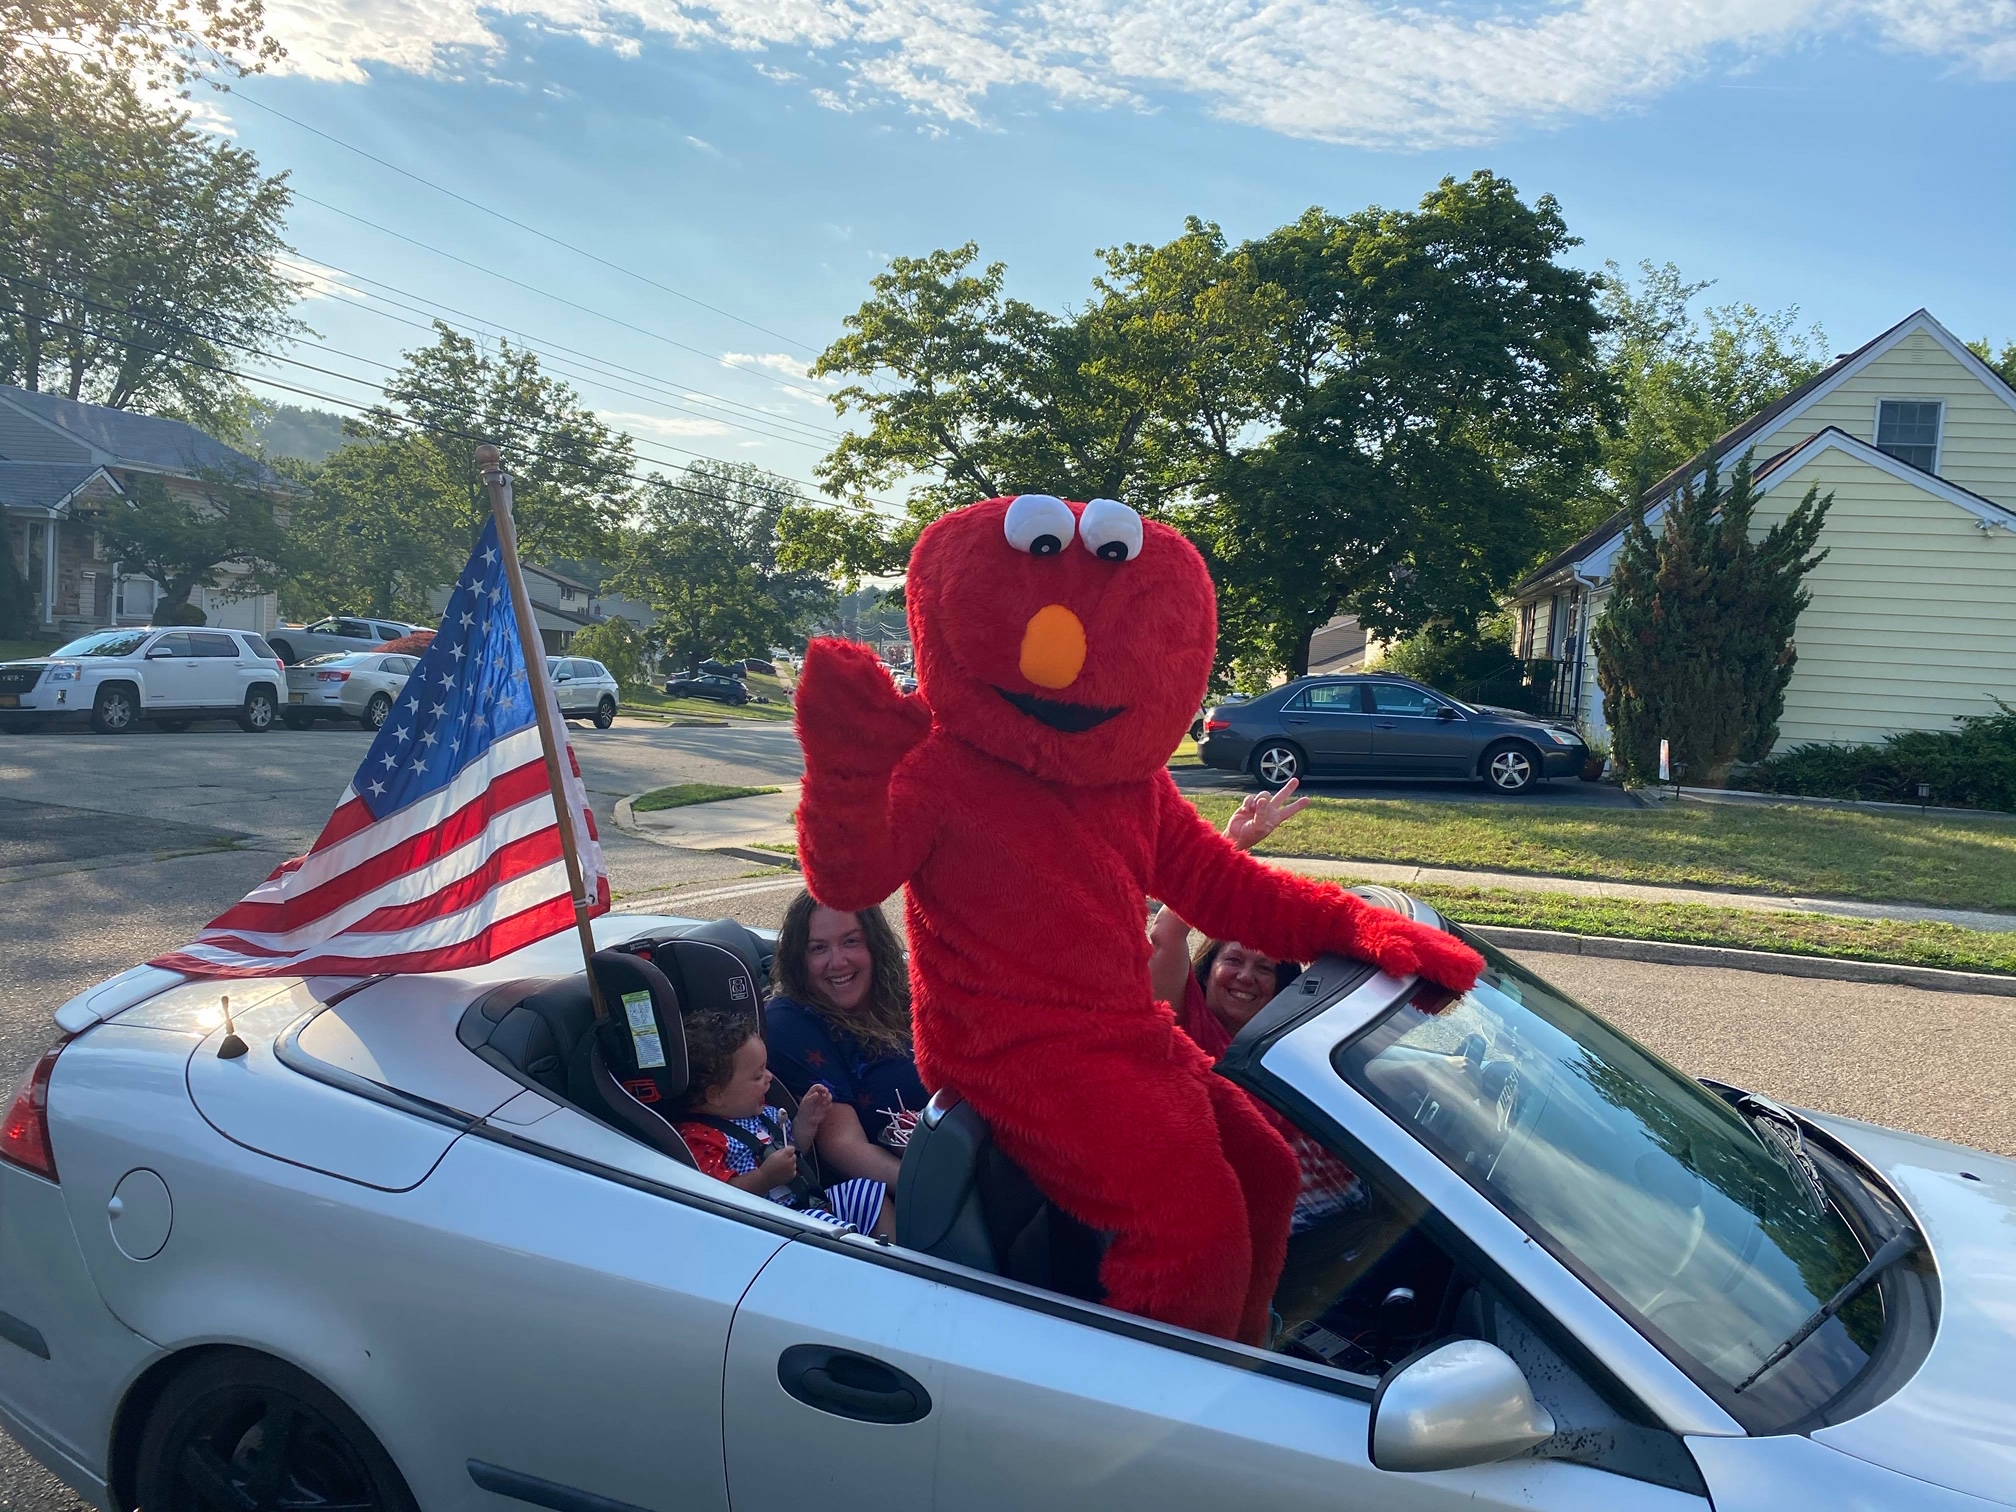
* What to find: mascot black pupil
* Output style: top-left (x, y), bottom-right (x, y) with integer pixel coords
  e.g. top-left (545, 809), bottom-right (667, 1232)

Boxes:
top-left (1096, 541), bottom-right (1129, 561)
top-left (1031, 534), bottom-right (1063, 555)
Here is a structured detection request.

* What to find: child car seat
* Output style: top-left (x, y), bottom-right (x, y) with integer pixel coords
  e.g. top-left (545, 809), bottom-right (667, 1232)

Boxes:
top-left (566, 949), bottom-right (695, 1163)
top-left (895, 1090), bottom-right (1105, 1302)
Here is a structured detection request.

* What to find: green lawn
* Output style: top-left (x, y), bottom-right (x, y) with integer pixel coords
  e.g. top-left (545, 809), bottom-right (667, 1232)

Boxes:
top-left (622, 685), bottom-right (795, 722)
top-left (1169, 738), bottom-right (1201, 768)
top-left (1187, 793), bottom-right (2016, 912)
top-left (632, 782), bottom-right (781, 813)
top-left (1407, 883), bottom-right (2016, 976)
top-left (0, 637), bottom-right (61, 661)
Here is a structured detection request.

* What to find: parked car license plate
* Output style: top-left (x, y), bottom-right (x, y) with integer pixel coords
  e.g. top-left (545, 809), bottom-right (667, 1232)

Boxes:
top-left (0, 695), bottom-right (16, 707)
top-left (289, 692), bottom-right (306, 703)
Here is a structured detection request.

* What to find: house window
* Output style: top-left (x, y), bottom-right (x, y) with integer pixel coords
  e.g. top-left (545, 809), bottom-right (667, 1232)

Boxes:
top-left (560, 584), bottom-right (576, 602)
top-left (1875, 400), bottom-right (1942, 471)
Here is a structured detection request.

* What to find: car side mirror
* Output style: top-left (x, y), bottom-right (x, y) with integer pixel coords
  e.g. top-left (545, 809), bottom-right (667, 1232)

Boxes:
top-left (145, 647), bottom-right (174, 659)
top-left (1369, 1340), bottom-right (1554, 1473)
top-left (1436, 706), bottom-right (1458, 721)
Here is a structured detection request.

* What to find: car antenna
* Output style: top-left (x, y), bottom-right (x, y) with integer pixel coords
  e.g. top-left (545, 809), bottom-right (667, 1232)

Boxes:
top-left (217, 993), bottom-right (248, 1060)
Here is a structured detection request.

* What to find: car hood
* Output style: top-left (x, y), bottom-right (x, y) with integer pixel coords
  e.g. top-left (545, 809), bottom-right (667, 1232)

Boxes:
top-left (1803, 1110), bottom-right (2016, 1506)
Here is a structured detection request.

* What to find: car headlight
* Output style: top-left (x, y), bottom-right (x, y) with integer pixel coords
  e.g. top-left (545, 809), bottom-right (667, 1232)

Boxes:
top-left (46, 663), bottom-right (79, 683)
top-left (1546, 728), bottom-right (1582, 746)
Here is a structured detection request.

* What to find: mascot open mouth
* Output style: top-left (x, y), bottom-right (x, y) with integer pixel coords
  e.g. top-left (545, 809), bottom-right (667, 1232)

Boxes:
top-left (995, 687), bottom-right (1124, 733)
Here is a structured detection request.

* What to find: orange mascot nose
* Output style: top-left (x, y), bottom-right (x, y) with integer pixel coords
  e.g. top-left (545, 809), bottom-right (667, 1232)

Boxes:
top-left (1019, 604), bottom-right (1087, 690)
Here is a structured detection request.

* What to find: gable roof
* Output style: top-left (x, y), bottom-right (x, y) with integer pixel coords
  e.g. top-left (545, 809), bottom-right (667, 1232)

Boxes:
top-left (0, 384), bottom-right (272, 480)
top-left (1750, 426), bottom-right (2016, 530)
top-left (0, 462), bottom-right (117, 512)
top-left (1514, 308), bottom-right (2016, 593)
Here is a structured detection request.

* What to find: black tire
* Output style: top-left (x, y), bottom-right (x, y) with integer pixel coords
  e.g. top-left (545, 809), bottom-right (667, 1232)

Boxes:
top-left (594, 698), bottom-right (615, 730)
top-left (282, 710), bottom-right (315, 731)
top-left (91, 684), bottom-right (138, 734)
top-left (155, 719), bottom-right (194, 733)
top-left (1482, 740), bottom-right (1540, 794)
top-left (134, 1351), bottom-right (415, 1512)
top-left (361, 693), bottom-right (392, 731)
top-left (268, 639), bottom-right (296, 665)
top-left (1250, 739), bottom-right (1304, 790)
top-left (238, 687), bottom-right (277, 733)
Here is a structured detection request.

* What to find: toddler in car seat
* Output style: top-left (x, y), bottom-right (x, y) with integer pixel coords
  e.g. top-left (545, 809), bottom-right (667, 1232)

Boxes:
top-left (673, 1009), bottom-right (894, 1237)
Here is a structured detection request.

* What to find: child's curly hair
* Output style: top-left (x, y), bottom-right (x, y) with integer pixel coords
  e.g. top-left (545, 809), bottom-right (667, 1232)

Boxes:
top-left (679, 1007), bottom-right (762, 1112)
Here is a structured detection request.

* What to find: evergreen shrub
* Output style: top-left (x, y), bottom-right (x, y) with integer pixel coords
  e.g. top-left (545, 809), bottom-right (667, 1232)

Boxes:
top-left (1739, 706), bottom-right (2016, 813)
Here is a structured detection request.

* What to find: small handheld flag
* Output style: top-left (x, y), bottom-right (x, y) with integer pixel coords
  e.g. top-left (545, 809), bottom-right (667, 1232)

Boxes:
top-left (153, 498), bottom-right (610, 979)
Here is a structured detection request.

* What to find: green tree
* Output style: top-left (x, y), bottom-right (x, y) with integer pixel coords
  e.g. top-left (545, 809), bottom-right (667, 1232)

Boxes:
top-left (567, 616), bottom-right (654, 690)
top-left (1966, 338), bottom-right (2016, 389)
top-left (0, 58), bottom-right (300, 434)
top-left (277, 436), bottom-right (465, 622)
top-left (1592, 262), bottom-right (1829, 511)
top-left (2, 0), bottom-right (278, 88)
top-left (95, 464), bottom-right (288, 621)
top-left (1593, 451), bottom-right (1831, 786)
top-left (617, 461), bottom-right (833, 674)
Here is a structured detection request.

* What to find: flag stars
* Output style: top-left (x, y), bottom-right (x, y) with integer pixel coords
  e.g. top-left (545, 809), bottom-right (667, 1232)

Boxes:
top-left (450, 644), bottom-right (466, 662)
top-left (420, 728), bottom-right (439, 749)
top-left (392, 725), bottom-right (411, 744)
top-left (379, 751), bottom-right (398, 770)
top-left (483, 546), bottom-right (499, 565)
top-left (438, 672), bottom-right (456, 690)
top-left (411, 756), bottom-right (428, 772)
top-left (431, 701), bottom-right (447, 718)
top-left (459, 612), bottom-right (474, 629)
top-left (405, 696), bottom-right (421, 713)
top-left (488, 585), bottom-right (502, 603)
top-left (367, 780), bottom-right (387, 798)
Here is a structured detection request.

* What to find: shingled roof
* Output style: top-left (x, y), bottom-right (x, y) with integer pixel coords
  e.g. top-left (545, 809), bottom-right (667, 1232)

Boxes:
top-left (0, 461), bottom-right (110, 511)
top-left (0, 384), bottom-right (273, 481)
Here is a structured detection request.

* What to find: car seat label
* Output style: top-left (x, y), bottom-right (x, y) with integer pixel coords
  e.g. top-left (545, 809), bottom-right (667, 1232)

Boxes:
top-left (623, 989), bottom-right (667, 1069)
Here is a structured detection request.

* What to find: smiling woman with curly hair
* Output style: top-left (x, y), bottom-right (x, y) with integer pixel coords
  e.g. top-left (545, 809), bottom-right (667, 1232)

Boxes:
top-left (762, 890), bottom-right (927, 1187)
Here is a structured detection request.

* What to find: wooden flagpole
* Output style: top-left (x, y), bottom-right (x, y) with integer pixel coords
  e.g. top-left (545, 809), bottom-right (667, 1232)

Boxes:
top-left (477, 444), bottom-right (609, 1023)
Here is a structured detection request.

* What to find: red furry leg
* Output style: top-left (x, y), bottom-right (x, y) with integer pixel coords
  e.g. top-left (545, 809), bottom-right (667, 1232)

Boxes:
top-left (1204, 1079), bottom-right (1299, 1347)
top-left (959, 1036), bottom-right (1252, 1342)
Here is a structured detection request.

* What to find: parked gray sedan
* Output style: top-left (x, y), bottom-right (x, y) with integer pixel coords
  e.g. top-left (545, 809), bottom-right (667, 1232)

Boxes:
top-left (1200, 674), bottom-right (1586, 794)
top-left (548, 656), bottom-right (620, 728)
top-left (267, 616), bottom-right (419, 667)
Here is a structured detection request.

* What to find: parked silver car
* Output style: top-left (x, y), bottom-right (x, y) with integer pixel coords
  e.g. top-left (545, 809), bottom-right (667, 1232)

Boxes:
top-left (283, 651), bottom-right (424, 730)
top-left (267, 616), bottom-right (418, 667)
top-left (2, 893), bottom-right (2007, 1512)
top-left (0, 626), bottom-right (286, 734)
top-left (547, 656), bottom-right (620, 728)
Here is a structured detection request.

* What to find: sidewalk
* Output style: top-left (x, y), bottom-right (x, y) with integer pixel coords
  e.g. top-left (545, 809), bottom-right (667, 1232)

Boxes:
top-left (616, 783), bottom-right (800, 855)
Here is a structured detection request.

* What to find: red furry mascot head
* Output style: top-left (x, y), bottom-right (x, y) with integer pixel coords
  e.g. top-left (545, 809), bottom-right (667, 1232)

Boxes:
top-left (905, 494), bottom-right (1216, 785)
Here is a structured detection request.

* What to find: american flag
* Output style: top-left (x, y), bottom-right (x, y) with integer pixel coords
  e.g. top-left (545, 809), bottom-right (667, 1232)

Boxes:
top-left (153, 518), bottom-right (610, 977)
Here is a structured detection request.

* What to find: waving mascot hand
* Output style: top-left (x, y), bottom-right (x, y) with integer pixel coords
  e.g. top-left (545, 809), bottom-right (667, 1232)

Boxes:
top-left (796, 494), bottom-right (1483, 1344)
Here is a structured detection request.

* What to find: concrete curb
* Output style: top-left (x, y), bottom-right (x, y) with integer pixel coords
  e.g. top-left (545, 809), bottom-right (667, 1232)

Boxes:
top-left (1638, 785), bottom-right (2015, 824)
top-left (612, 792), bottom-right (797, 871)
top-left (1474, 924), bottom-right (2016, 997)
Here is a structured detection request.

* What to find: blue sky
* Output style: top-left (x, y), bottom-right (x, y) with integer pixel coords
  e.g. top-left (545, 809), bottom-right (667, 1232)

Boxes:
top-left (215, 1), bottom-right (2016, 501)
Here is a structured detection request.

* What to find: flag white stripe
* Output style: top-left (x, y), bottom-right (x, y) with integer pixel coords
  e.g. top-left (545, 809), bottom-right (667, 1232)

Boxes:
top-left (174, 860), bottom-right (577, 970)
top-left (195, 796), bottom-right (562, 952)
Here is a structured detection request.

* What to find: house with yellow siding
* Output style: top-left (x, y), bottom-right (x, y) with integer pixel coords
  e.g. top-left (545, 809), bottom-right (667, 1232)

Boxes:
top-left (1507, 309), bottom-right (2016, 755)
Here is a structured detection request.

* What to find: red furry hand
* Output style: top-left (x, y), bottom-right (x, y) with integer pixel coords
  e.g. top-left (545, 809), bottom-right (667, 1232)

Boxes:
top-left (795, 637), bottom-right (930, 778)
top-left (1364, 911), bottom-right (1485, 993)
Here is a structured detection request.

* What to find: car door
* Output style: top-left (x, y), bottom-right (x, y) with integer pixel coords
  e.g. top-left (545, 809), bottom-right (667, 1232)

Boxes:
top-left (549, 658), bottom-right (580, 714)
top-left (138, 631), bottom-right (204, 708)
top-left (1366, 682), bottom-right (1474, 777)
top-left (1280, 681), bottom-right (1374, 773)
top-left (189, 630), bottom-right (249, 709)
top-left (724, 1233), bottom-right (1706, 1512)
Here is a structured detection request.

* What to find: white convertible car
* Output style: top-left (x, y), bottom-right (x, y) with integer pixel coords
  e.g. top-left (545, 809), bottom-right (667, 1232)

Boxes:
top-left (1, 894), bottom-right (2010, 1512)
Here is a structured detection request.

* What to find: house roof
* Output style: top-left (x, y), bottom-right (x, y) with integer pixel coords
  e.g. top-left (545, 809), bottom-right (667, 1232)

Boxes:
top-left (1513, 308), bottom-right (2014, 595)
top-left (1751, 426), bottom-right (2016, 529)
top-left (0, 384), bottom-right (273, 481)
top-left (525, 561), bottom-right (598, 594)
top-left (0, 461), bottom-right (116, 511)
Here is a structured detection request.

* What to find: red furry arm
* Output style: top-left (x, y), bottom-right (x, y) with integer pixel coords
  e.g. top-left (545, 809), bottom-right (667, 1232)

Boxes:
top-left (1148, 774), bottom-right (1483, 992)
top-left (794, 638), bottom-right (937, 910)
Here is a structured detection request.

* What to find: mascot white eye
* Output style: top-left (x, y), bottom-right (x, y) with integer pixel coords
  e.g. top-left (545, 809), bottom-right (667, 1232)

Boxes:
top-left (1079, 498), bottom-right (1143, 562)
top-left (1004, 494), bottom-right (1076, 557)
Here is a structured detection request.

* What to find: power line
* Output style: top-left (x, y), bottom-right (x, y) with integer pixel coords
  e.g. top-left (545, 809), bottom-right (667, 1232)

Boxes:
top-left (289, 189), bottom-right (841, 407)
top-left (232, 89), bottom-right (822, 359)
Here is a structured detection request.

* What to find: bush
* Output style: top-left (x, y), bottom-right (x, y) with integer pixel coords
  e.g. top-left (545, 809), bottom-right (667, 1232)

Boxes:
top-left (1738, 706), bottom-right (2016, 813)
top-left (0, 537), bottom-right (34, 638)
top-left (1371, 612), bottom-right (1519, 697)
top-left (568, 616), bottom-right (653, 690)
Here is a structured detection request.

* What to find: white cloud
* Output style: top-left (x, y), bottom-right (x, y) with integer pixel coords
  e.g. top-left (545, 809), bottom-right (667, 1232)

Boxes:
top-left (602, 408), bottom-right (732, 437)
top-left (723, 350), bottom-right (815, 379)
top-left (282, 257), bottom-right (372, 302)
top-left (262, 0), bottom-right (2016, 146)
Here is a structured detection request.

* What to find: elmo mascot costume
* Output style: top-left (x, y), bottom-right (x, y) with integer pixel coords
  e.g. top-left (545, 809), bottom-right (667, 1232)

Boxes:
top-left (795, 494), bottom-right (1483, 1344)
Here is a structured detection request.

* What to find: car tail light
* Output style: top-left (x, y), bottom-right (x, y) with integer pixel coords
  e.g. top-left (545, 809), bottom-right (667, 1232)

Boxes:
top-left (1204, 719), bottom-right (1231, 732)
top-left (316, 670), bottom-right (351, 682)
top-left (0, 1040), bottom-right (68, 1182)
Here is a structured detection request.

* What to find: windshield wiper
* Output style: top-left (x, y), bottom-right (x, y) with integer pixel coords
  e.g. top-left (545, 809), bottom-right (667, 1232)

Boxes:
top-left (1732, 1228), bottom-right (1921, 1393)
top-left (1736, 1093), bottom-right (1828, 1209)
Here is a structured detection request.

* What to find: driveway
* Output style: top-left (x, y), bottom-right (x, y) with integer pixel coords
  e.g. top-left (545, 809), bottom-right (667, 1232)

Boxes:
top-left (1170, 763), bottom-right (1641, 807)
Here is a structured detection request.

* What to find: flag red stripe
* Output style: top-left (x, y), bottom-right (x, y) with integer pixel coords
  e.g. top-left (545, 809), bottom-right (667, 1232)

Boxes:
top-left (206, 760), bottom-right (553, 931)
top-left (314, 794), bottom-right (377, 851)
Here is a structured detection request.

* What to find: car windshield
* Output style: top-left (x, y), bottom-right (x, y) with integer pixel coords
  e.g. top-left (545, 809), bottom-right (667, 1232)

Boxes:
top-left (1333, 944), bottom-right (1883, 1428)
top-left (51, 630), bottom-right (149, 658)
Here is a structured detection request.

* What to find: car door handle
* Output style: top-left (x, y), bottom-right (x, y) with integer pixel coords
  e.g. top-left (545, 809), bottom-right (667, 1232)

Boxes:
top-left (1374, 721), bottom-right (1395, 729)
top-left (1284, 717), bottom-right (1310, 726)
top-left (778, 1344), bottom-right (931, 1424)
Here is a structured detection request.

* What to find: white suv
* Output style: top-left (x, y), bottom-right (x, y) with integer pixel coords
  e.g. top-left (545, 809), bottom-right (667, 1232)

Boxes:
top-left (0, 627), bottom-right (287, 734)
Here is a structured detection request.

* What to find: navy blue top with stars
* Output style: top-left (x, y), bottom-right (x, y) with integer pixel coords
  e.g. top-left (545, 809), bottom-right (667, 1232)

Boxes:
top-left (352, 517), bottom-right (537, 819)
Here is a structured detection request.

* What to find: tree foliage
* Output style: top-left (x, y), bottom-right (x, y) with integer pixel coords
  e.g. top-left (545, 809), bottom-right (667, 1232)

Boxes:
top-left (0, 57), bottom-right (300, 434)
top-left (277, 436), bottom-right (466, 622)
top-left (2, 0), bottom-right (279, 88)
top-left (1591, 262), bottom-right (1829, 510)
top-left (615, 461), bottom-right (833, 674)
top-left (1593, 452), bottom-right (1831, 785)
top-left (792, 173), bottom-right (1611, 685)
top-left (93, 465), bottom-right (288, 618)
top-left (567, 615), bottom-right (654, 690)
top-left (1966, 337), bottom-right (2016, 390)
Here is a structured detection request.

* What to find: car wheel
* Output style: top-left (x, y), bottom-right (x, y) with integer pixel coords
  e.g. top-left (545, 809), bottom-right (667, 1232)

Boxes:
top-left (594, 697), bottom-right (616, 730)
top-left (1251, 740), bottom-right (1303, 790)
top-left (361, 693), bottom-right (392, 731)
top-left (154, 719), bottom-right (193, 733)
top-left (135, 1352), bottom-right (416, 1512)
top-left (268, 639), bottom-right (296, 665)
top-left (238, 688), bottom-right (277, 733)
top-left (1483, 741), bottom-right (1539, 794)
top-left (90, 685), bottom-right (137, 734)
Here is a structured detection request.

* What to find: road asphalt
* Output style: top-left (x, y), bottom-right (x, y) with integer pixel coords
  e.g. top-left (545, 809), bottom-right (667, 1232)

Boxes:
top-left (1, 716), bottom-right (2012, 1511)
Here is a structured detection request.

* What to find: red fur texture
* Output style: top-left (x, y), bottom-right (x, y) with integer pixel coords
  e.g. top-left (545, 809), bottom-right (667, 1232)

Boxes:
top-left (796, 496), bottom-right (1483, 1342)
